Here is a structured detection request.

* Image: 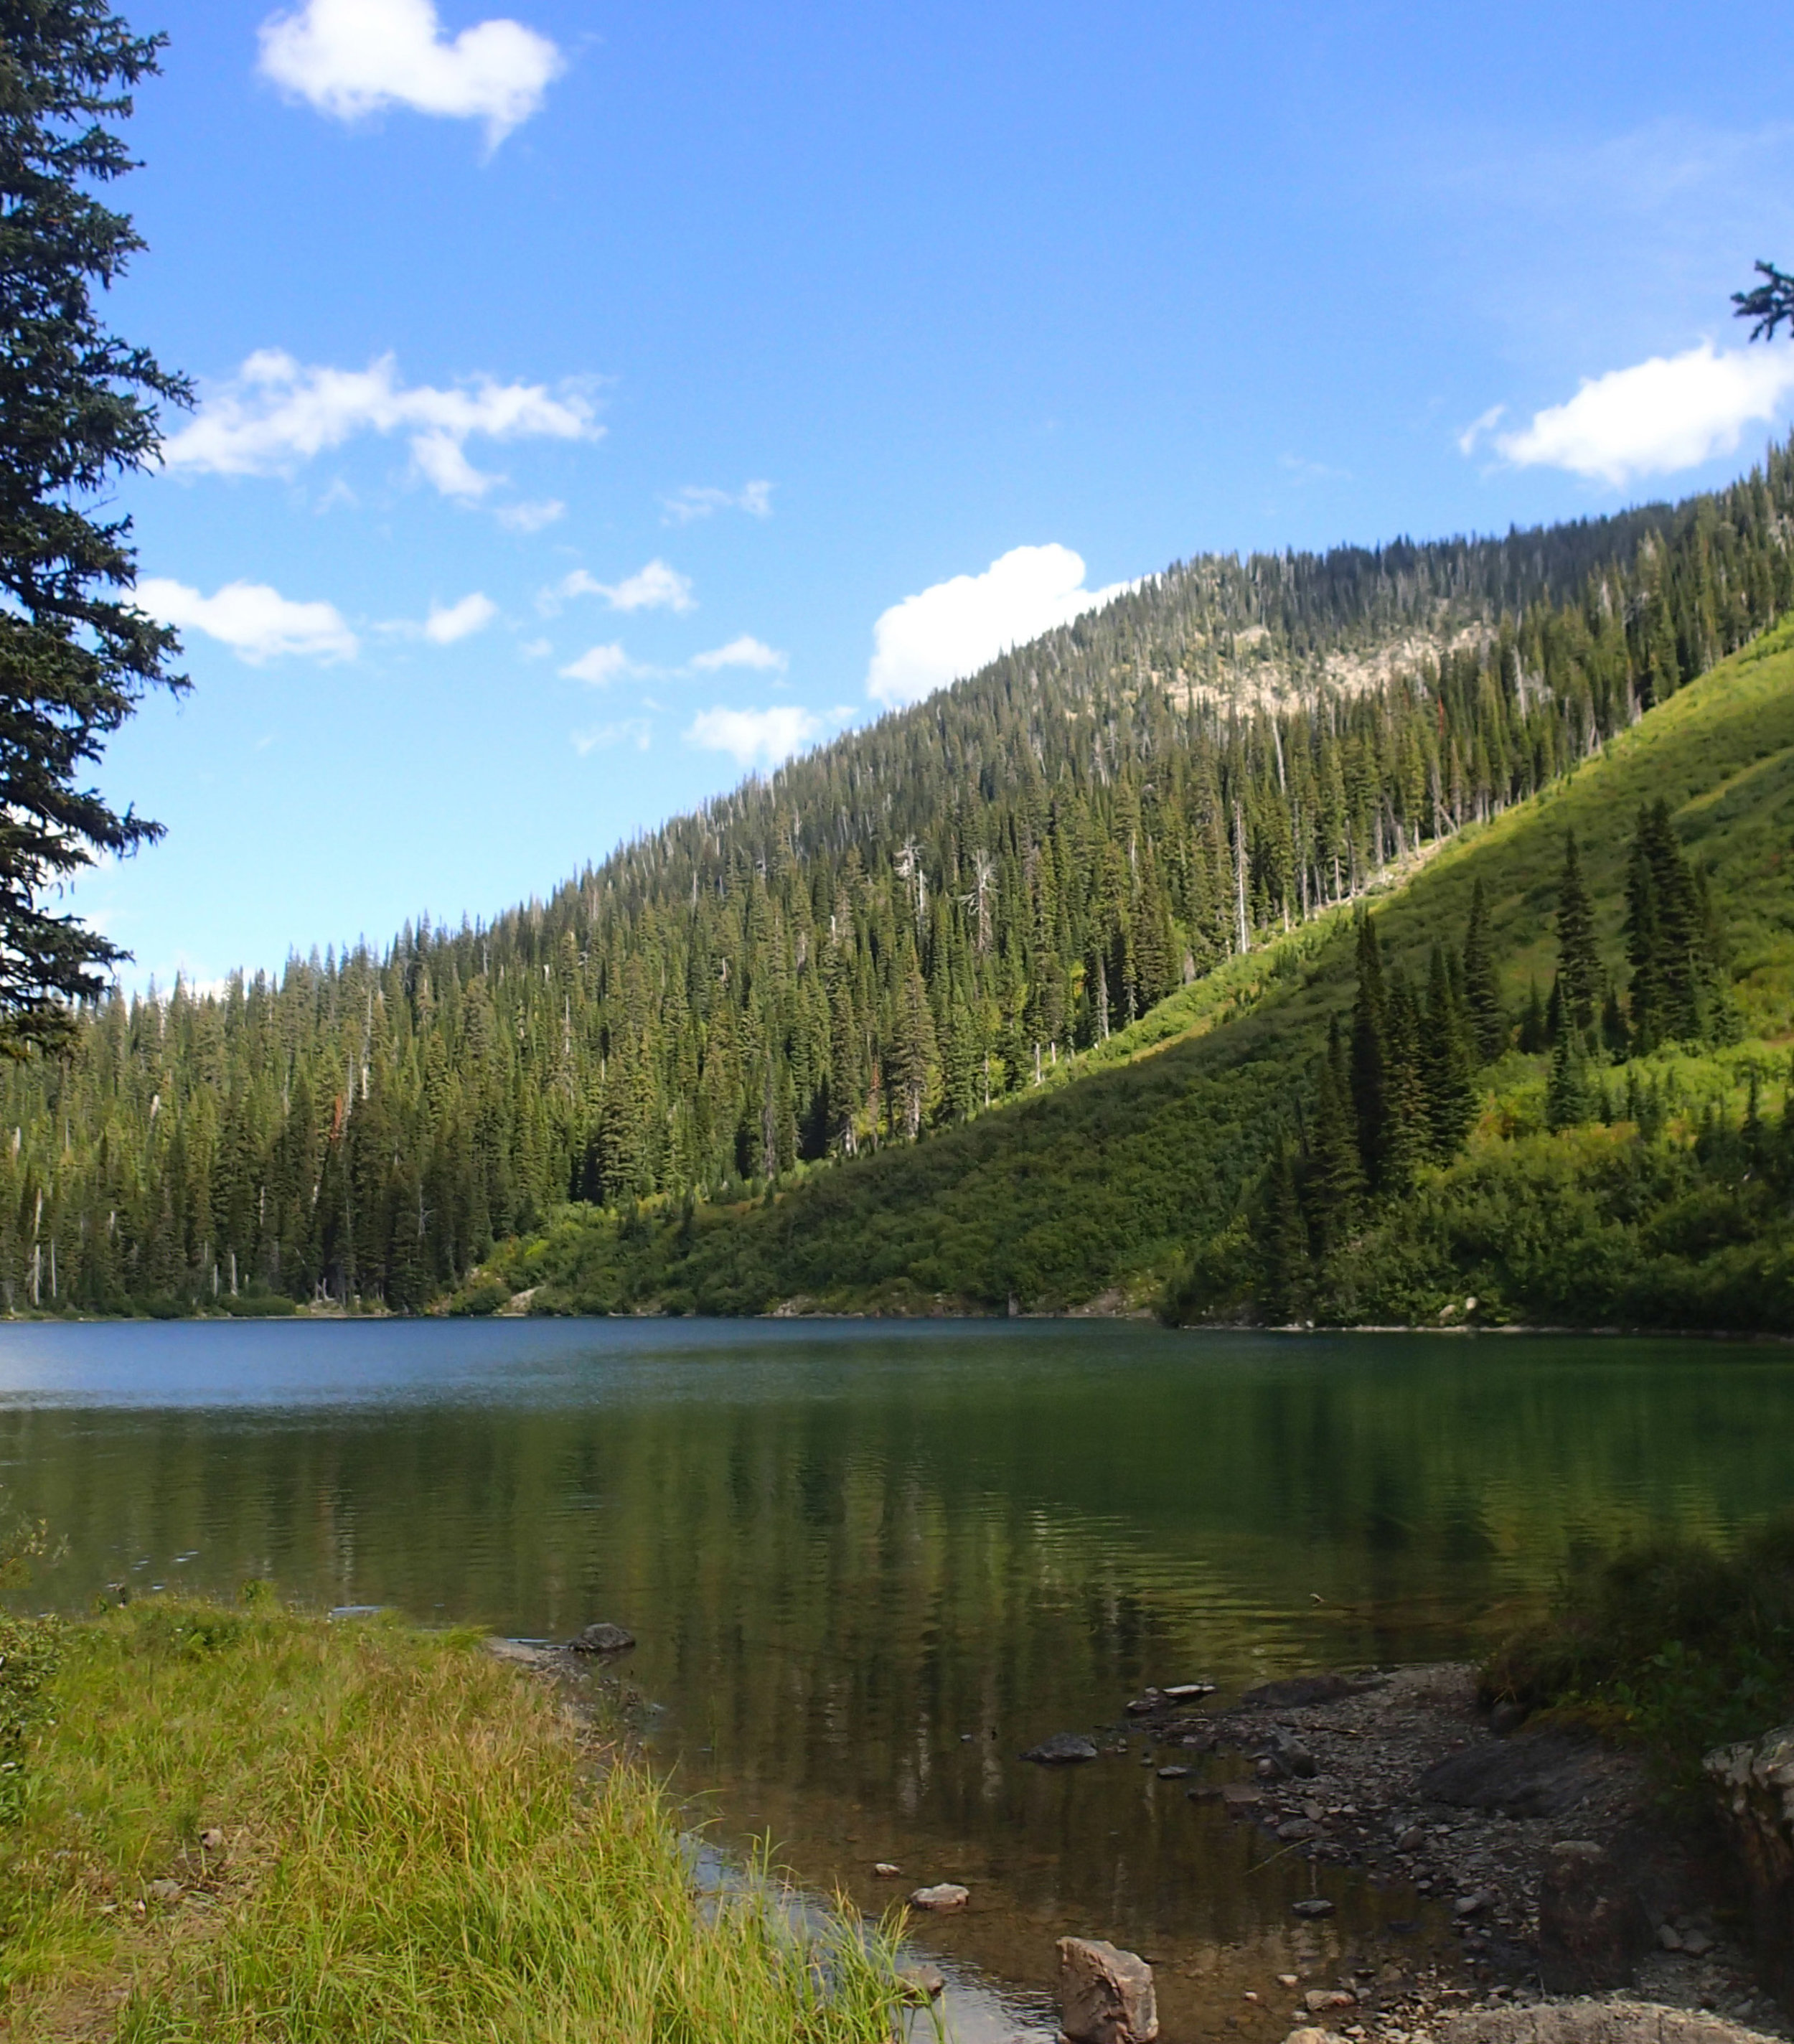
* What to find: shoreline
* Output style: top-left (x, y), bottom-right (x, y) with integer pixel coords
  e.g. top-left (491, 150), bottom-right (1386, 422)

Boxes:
top-left (1, 1304), bottom-right (1790, 1344)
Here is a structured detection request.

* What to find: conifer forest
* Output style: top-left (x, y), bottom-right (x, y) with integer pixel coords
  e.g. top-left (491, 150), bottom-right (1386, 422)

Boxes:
top-left (5, 446), bottom-right (1794, 1315)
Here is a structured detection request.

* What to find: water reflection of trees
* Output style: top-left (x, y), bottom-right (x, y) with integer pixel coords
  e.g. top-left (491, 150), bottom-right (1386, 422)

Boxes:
top-left (6, 1335), bottom-right (1793, 1939)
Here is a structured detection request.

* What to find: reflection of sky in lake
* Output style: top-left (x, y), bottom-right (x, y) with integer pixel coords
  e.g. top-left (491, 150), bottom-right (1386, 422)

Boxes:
top-left (6, 1319), bottom-right (1792, 2032)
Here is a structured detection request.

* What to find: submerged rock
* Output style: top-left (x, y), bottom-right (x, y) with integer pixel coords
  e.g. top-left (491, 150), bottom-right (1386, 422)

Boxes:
top-left (568, 1621), bottom-right (636, 1654)
top-left (1023, 1730), bottom-right (1099, 1763)
top-left (1056, 1936), bottom-right (1159, 2044)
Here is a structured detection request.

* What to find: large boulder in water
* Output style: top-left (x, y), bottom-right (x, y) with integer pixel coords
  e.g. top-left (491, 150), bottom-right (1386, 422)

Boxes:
top-left (1056, 1936), bottom-right (1159, 2044)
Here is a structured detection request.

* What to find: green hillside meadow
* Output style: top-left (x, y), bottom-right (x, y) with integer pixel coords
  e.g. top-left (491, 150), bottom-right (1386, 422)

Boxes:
top-left (486, 615), bottom-right (1794, 1327)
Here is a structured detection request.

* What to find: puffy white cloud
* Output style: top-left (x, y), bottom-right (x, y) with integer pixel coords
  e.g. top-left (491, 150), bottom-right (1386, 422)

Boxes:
top-left (865, 543), bottom-right (1134, 708)
top-left (685, 704), bottom-right (821, 767)
top-left (662, 479), bottom-right (774, 524)
top-left (1487, 342), bottom-right (1794, 485)
top-left (554, 559), bottom-right (695, 613)
top-left (137, 577), bottom-right (358, 663)
top-left (161, 350), bottom-right (599, 501)
top-left (560, 642), bottom-right (637, 686)
top-left (497, 497), bottom-right (564, 533)
top-left (423, 591), bottom-right (497, 643)
top-left (691, 634), bottom-right (785, 672)
top-left (572, 718), bottom-right (652, 756)
top-left (258, 0), bottom-right (563, 146)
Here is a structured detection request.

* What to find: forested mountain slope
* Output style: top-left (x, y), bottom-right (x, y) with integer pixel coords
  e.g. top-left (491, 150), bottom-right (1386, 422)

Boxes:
top-left (493, 614), bottom-right (1794, 1327)
top-left (2, 450), bottom-right (1793, 1313)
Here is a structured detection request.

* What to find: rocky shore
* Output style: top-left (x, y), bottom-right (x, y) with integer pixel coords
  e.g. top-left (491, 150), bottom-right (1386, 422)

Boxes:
top-left (1111, 1666), bottom-right (1789, 2037)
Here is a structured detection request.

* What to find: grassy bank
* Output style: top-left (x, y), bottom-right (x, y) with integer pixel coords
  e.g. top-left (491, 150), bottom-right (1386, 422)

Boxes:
top-left (0, 1595), bottom-right (904, 2042)
top-left (1481, 1512), bottom-right (1794, 1784)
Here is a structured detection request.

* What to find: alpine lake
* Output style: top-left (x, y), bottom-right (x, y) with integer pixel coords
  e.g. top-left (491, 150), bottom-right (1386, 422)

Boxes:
top-left (4, 1318), bottom-right (1791, 2040)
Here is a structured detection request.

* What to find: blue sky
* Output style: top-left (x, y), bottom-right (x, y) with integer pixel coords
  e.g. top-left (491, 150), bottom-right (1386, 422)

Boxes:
top-left (81, 0), bottom-right (1794, 986)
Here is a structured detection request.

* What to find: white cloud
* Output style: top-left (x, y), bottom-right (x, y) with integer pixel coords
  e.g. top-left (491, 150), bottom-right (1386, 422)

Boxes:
top-left (258, 0), bottom-right (563, 147)
top-left (553, 558), bottom-right (694, 613)
top-left (691, 634), bottom-right (785, 672)
top-left (423, 591), bottom-right (497, 643)
top-left (1456, 404), bottom-right (1506, 456)
top-left (1488, 342), bottom-right (1794, 485)
top-left (662, 479), bottom-right (774, 524)
top-left (137, 577), bottom-right (358, 664)
top-left (497, 497), bottom-right (564, 532)
top-left (865, 543), bottom-right (1134, 708)
top-left (572, 718), bottom-right (652, 756)
top-left (560, 642), bottom-right (637, 686)
top-left (685, 704), bottom-right (822, 767)
top-left (520, 636), bottom-right (553, 658)
top-left (162, 350), bottom-right (599, 501)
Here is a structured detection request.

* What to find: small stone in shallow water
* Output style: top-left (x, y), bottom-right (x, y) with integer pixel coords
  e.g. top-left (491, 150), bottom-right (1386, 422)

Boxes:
top-left (897, 1961), bottom-right (946, 2001)
top-left (908, 1883), bottom-right (969, 1911)
top-left (1291, 1897), bottom-right (1335, 1918)
top-left (1157, 1765), bottom-right (1192, 1779)
top-left (1023, 1731), bottom-right (1100, 1764)
top-left (872, 1862), bottom-right (901, 1877)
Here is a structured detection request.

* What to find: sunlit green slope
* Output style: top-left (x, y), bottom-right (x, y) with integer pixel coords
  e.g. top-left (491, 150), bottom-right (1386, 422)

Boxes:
top-left (490, 617), bottom-right (1794, 1326)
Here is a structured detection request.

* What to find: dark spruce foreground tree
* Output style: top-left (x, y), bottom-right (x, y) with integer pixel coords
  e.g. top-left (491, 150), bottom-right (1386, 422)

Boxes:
top-left (0, 0), bottom-right (188, 1051)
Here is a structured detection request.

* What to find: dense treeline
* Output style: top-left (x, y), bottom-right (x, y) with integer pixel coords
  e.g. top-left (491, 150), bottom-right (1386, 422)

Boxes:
top-left (1200, 809), bottom-right (1742, 1327)
top-left (4, 449), bottom-right (1794, 1311)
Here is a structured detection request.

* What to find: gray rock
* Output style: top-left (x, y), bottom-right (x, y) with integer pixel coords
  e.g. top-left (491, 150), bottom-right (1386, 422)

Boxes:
top-left (1418, 1730), bottom-right (1607, 1817)
top-left (1266, 1729), bottom-right (1319, 1778)
top-left (1535, 1839), bottom-right (1653, 1993)
top-left (1155, 1764), bottom-right (1191, 1779)
top-left (1023, 1730), bottom-right (1099, 1764)
top-left (1705, 1722), bottom-right (1794, 2003)
top-left (1277, 1819), bottom-right (1323, 1842)
top-left (1290, 1896), bottom-right (1335, 1918)
top-left (908, 1883), bottom-right (969, 1911)
top-left (1056, 1936), bottom-right (1159, 2044)
top-left (568, 1621), bottom-right (636, 1654)
top-left (896, 1961), bottom-right (945, 2001)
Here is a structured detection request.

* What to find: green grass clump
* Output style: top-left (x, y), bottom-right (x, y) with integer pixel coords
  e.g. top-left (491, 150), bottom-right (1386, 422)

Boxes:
top-left (0, 1597), bottom-right (903, 2043)
top-left (1481, 1513), bottom-right (1794, 1780)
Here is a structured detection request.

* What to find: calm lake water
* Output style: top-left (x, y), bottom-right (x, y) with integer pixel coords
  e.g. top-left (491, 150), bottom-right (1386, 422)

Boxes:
top-left (4, 1319), bottom-right (1791, 2040)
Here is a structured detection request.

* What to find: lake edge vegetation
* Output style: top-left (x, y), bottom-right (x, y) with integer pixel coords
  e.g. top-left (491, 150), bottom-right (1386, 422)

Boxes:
top-left (0, 1590), bottom-right (907, 2043)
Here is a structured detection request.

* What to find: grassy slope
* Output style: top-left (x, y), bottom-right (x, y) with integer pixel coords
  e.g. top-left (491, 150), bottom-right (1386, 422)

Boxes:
top-left (0, 1599), bottom-right (901, 2043)
top-left (492, 624), bottom-right (1794, 1319)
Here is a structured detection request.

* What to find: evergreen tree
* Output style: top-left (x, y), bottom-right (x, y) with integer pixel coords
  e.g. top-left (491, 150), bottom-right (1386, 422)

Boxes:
top-left (1349, 916), bottom-right (1389, 1191)
top-left (1460, 876), bottom-right (1504, 1063)
top-left (1304, 1017), bottom-right (1363, 1254)
top-left (0, 0), bottom-right (192, 1046)
top-left (1554, 831), bottom-right (1601, 1033)
top-left (1546, 1028), bottom-right (1593, 1133)
top-left (1259, 1138), bottom-right (1310, 1324)
top-left (1420, 943), bottom-right (1475, 1159)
